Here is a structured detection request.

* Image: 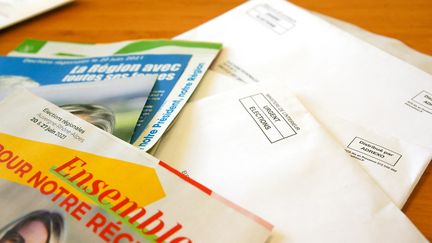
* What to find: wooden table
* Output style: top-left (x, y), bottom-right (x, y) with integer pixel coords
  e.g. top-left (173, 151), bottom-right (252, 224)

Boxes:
top-left (0, 0), bottom-right (431, 240)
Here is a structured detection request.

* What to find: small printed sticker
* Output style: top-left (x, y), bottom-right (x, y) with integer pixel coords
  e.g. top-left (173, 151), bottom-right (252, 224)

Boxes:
top-left (247, 4), bottom-right (296, 35)
top-left (412, 90), bottom-right (432, 111)
top-left (347, 137), bottom-right (402, 167)
top-left (406, 90), bottom-right (432, 115)
top-left (240, 93), bottom-right (296, 143)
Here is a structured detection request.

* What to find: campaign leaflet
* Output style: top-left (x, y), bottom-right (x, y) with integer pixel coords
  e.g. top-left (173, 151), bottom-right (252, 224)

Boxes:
top-left (9, 39), bottom-right (222, 151)
top-left (0, 90), bottom-right (272, 243)
top-left (0, 53), bottom-right (197, 143)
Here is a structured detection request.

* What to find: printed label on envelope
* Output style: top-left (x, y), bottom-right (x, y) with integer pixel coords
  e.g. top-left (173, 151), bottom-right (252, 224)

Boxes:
top-left (247, 4), bottom-right (296, 34)
top-left (347, 137), bottom-right (402, 167)
top-left (240, 93), bottom-right (296, 143)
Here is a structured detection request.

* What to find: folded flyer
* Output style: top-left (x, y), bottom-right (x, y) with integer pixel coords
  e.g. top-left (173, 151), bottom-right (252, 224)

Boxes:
top-left (0, 55), bottom-right (169, 143)
top-left (26, 77), bottom-right (156, 142)
top-left (9, 39), bottom-right (222, 151)
top-left (0, 90), bottom-right (272, 242)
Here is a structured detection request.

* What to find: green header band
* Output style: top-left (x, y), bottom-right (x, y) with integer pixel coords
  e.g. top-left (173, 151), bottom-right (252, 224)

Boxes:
top-left (115, 40), bottom-right (222, 54)
top-left (14, 38), bottom-right (222, 55)
top-left (14, 39), bottom-right (47, 53)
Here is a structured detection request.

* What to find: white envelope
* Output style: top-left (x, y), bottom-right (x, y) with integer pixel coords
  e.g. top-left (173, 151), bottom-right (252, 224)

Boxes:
top-left (0, 0), bottom-right (73, 30)
top-left (189, 70), bottom-right (244, 102)
top-left (175, 0), bottom-right (432, 207)
top-left (153, 83), bottom-right (427, 242)
top-left (316, 13), bottom-right (432, 74)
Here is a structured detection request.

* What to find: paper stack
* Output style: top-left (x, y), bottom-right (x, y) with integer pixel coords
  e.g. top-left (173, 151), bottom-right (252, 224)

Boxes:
top-left (0, 0), bottom-right (431, 242)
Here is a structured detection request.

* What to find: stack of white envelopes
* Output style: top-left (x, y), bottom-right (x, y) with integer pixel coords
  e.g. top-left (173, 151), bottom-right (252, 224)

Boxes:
top-left (151, 0), bottom-right (432, 242)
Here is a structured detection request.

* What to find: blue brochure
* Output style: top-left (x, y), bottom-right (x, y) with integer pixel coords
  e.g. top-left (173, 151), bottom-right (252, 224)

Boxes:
top-left (0, 54), bottom-right (192, 142)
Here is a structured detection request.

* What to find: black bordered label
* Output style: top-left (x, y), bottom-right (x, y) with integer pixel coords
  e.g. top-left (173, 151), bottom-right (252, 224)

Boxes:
top-left (246, 4), bottom-right (296, 35)
top-left (347, 137), bottom-right (402, 167)
top-left (412, 90), bottom-right (432, 111)
top-left (240, 93), bottom-right (296, 143)
top-left (405, 90), bottom-right (432, 115)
